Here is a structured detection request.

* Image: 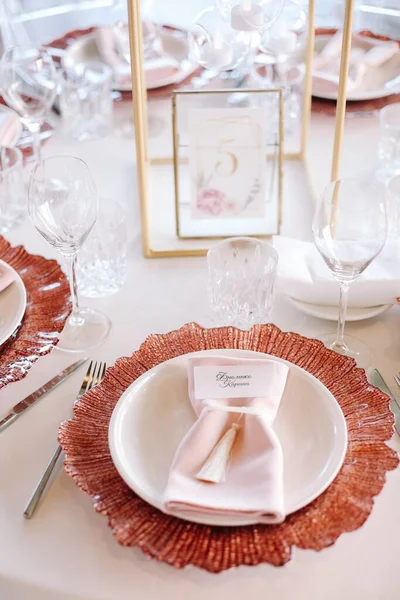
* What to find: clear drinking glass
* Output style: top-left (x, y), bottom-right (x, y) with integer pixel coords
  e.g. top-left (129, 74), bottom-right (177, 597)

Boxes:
top-left (0, 147), bottom-right (26, 232)
top-left (208, 237), bottom-right (278, 329)
top-left (59, 64), bottom-right (113, 142)
top-left (28, 156), bottom-right (111, 352)
top-left (378, 103), bottom-right (400, 182)
top-left (386, 174), bottom-right (400, 238)
top-left (111, 0), bottom-right (161, 63)
top-left (258, 0), bottom-right (307, 136)
top-left (76, 198), bottom-right (127, 298)
top-left (0, 46), bottom-right (58, 162)
top-left (312, 178), bottom-right (387, 367)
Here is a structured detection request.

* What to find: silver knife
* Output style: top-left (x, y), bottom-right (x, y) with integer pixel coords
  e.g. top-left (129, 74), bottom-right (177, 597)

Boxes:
top-left (0, 358), bottom-right (88, 434)
top-left (370, 369), bottom-right (400, 436)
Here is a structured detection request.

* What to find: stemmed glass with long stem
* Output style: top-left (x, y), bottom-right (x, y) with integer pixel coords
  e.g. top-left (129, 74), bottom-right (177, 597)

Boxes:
top-left (312, 178), bottom-right (387, 367)
top-left (0, 46), bottom-right (58, 162)
top-left (28, 156), bottom-right (111, 352)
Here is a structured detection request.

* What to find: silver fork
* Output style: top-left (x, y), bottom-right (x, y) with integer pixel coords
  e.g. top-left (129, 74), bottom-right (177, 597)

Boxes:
top-left (23, 360), bottom-right (107, 519)
top-left (395, 374), bottom-right (400, 388)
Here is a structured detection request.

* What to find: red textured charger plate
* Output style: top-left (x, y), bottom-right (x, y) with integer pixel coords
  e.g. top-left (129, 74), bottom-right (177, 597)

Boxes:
top-left (59, 322), bottom-right (398, 572)
top-left (0, 236), bottom-right (70, 389)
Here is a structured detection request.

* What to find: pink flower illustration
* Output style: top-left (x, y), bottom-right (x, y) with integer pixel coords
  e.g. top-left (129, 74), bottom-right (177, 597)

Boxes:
top-left (196, 188), bottom-right (236, 216)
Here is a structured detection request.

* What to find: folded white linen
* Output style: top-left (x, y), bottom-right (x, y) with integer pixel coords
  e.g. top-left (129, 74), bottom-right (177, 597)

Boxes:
top-left (0, 106), bottom-right (22, 147)
top-left (313, 32), bottom-right (399, 95)
top-left (273, 236), bottom-right (400, 308)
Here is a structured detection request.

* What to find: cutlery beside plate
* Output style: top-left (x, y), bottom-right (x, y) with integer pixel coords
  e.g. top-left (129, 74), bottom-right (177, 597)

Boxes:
top-left (24, 360), bottom-right (106, 519)
top-left (0, 358), bottom-right (88, 434)
top-left (370, 369), bottom-right (400, 436)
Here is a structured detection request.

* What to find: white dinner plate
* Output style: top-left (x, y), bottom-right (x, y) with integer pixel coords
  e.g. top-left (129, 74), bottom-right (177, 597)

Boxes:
top-left (313, 35), bottom-right (400, 101)
top-left (63, 30), bottom-right (196, 92)
top-left (109, 349), bottom-right (348, 527)
top-left (288, 296), bottom-right (392, 322)
top-left (0, 260), bottom-right (26, 346)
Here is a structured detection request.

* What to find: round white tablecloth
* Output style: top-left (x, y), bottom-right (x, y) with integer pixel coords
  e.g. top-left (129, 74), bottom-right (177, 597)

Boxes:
top-left (0, 98), bottom-right (399, 600)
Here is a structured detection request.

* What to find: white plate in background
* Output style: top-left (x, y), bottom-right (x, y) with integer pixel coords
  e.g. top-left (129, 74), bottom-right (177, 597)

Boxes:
top-left (288, 296), bottom-right (392, 321)
top-left (313, 34), bottom-right (400, 101)
top-left (63, 30), bottom-right (196, 92)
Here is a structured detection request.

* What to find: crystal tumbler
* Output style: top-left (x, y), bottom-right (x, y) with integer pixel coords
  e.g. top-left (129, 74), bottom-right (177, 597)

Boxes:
top-left (207, 237), bottom-right (278, 329)
top-left (59, 63), bottom-right (113, 142)
top-left (77, 198), bottom-right (127, 298)
top-left (378, 103), bottom-right (400, 181)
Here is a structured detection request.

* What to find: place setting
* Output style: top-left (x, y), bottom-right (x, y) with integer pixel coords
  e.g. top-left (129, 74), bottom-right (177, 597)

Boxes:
top-left (0, 1), bottom-right (400, 595)
top-left (1, 167), bottom-right (399, 572)
top-left (312, 28), bottom-right (400, 116)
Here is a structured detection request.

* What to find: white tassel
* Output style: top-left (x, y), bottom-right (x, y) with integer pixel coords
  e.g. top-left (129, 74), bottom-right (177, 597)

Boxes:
top-left (195, 423), bottom-right (240, 484)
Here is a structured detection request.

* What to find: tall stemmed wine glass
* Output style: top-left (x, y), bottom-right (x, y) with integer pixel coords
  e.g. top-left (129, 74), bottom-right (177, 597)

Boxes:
top-left (0, 46), bottom-right (58, 161)
top-left (312, 178), bottom-right (387, 367)
top-left (28, 156), bottom-right (111, 352)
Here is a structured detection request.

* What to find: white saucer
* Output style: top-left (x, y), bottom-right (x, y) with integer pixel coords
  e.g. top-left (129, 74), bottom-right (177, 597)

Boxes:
top-left (109, 349), bottom-right (347, 527)
top-left (313, 34), bottom-right (400, 101)
top-left (0, 260), bottom-right (26, 346)
top-left (288, 296), bottom-right (392, 322)
top-left (63, 30), bottom-right (196, 92)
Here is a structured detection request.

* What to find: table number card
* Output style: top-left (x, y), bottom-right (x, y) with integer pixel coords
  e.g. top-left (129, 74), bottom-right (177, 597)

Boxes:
top-left (173, 89), bottom-right (282, 239)
top-left (188, 108), bottom-right (267, 220)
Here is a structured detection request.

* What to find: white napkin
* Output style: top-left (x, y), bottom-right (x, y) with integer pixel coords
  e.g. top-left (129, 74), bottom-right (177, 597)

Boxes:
top-left (313, 31), bottom-right (399, 95)
top-left (0, 264), bottom-right (16, 292)
top-left (0, 106), bottom-right (22, 147)
top-left (273, 236), bottom-right (400, 308)
top-left (94, 26), bottom-right (131, 86)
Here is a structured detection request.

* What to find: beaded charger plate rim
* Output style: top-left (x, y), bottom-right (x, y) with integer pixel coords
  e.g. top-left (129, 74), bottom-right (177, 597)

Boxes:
top-left (0, 236), bottom-right (71, 390)
top-left (59, 322), bottom-right (399, 572)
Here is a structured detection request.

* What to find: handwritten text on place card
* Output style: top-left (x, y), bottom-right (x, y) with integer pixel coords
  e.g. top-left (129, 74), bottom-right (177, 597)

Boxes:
top-left (193, 365), bottom-right (270, 399)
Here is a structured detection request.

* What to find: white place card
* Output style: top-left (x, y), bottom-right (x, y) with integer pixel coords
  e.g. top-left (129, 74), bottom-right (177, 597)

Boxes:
top-left (193, 364), bottom-right (271, 400)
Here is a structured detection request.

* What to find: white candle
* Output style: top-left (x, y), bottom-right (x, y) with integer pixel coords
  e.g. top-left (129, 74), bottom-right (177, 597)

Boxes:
top-left (214, 28), bottom-right (224, 51)
top-left (267, 31), bottom-right (297, 56)
top-left (231, 1), bottom-right (264, 31)
top-left (241, 0), bottom-right (252, 12)
top-left (203, 31), bottom-right (233, 69)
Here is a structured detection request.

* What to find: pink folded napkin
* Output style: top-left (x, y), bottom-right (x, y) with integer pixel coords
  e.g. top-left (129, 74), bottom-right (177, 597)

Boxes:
top-left (0, 107), bottom-right (22, 147)
top-left (313, 31), bottom-right (399, 95)
top-left (164, 356), bottom-right (289, 524)
top-left (0, 265), bottom-right (16, 292)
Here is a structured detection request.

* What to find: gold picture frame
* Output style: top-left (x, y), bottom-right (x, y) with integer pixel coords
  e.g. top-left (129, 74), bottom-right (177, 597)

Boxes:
top-left (127, 0), bottom-right (355, 258)
top-left (172, 88), bottom-right (284, 240)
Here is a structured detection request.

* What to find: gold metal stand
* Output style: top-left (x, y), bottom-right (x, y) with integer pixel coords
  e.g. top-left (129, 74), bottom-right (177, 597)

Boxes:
top-left (331, 0), bottom-right (355, 181)
top-left (127, 0), bottom-right (352, 258)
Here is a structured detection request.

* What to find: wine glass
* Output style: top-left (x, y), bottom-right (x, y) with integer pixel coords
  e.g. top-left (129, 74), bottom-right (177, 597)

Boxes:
top-left (28, 156), bottom-right (112, 352)
top-left (312, 178), bottom-right (387, 367)
top-left (0, 46), bottom-right (58, 162)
